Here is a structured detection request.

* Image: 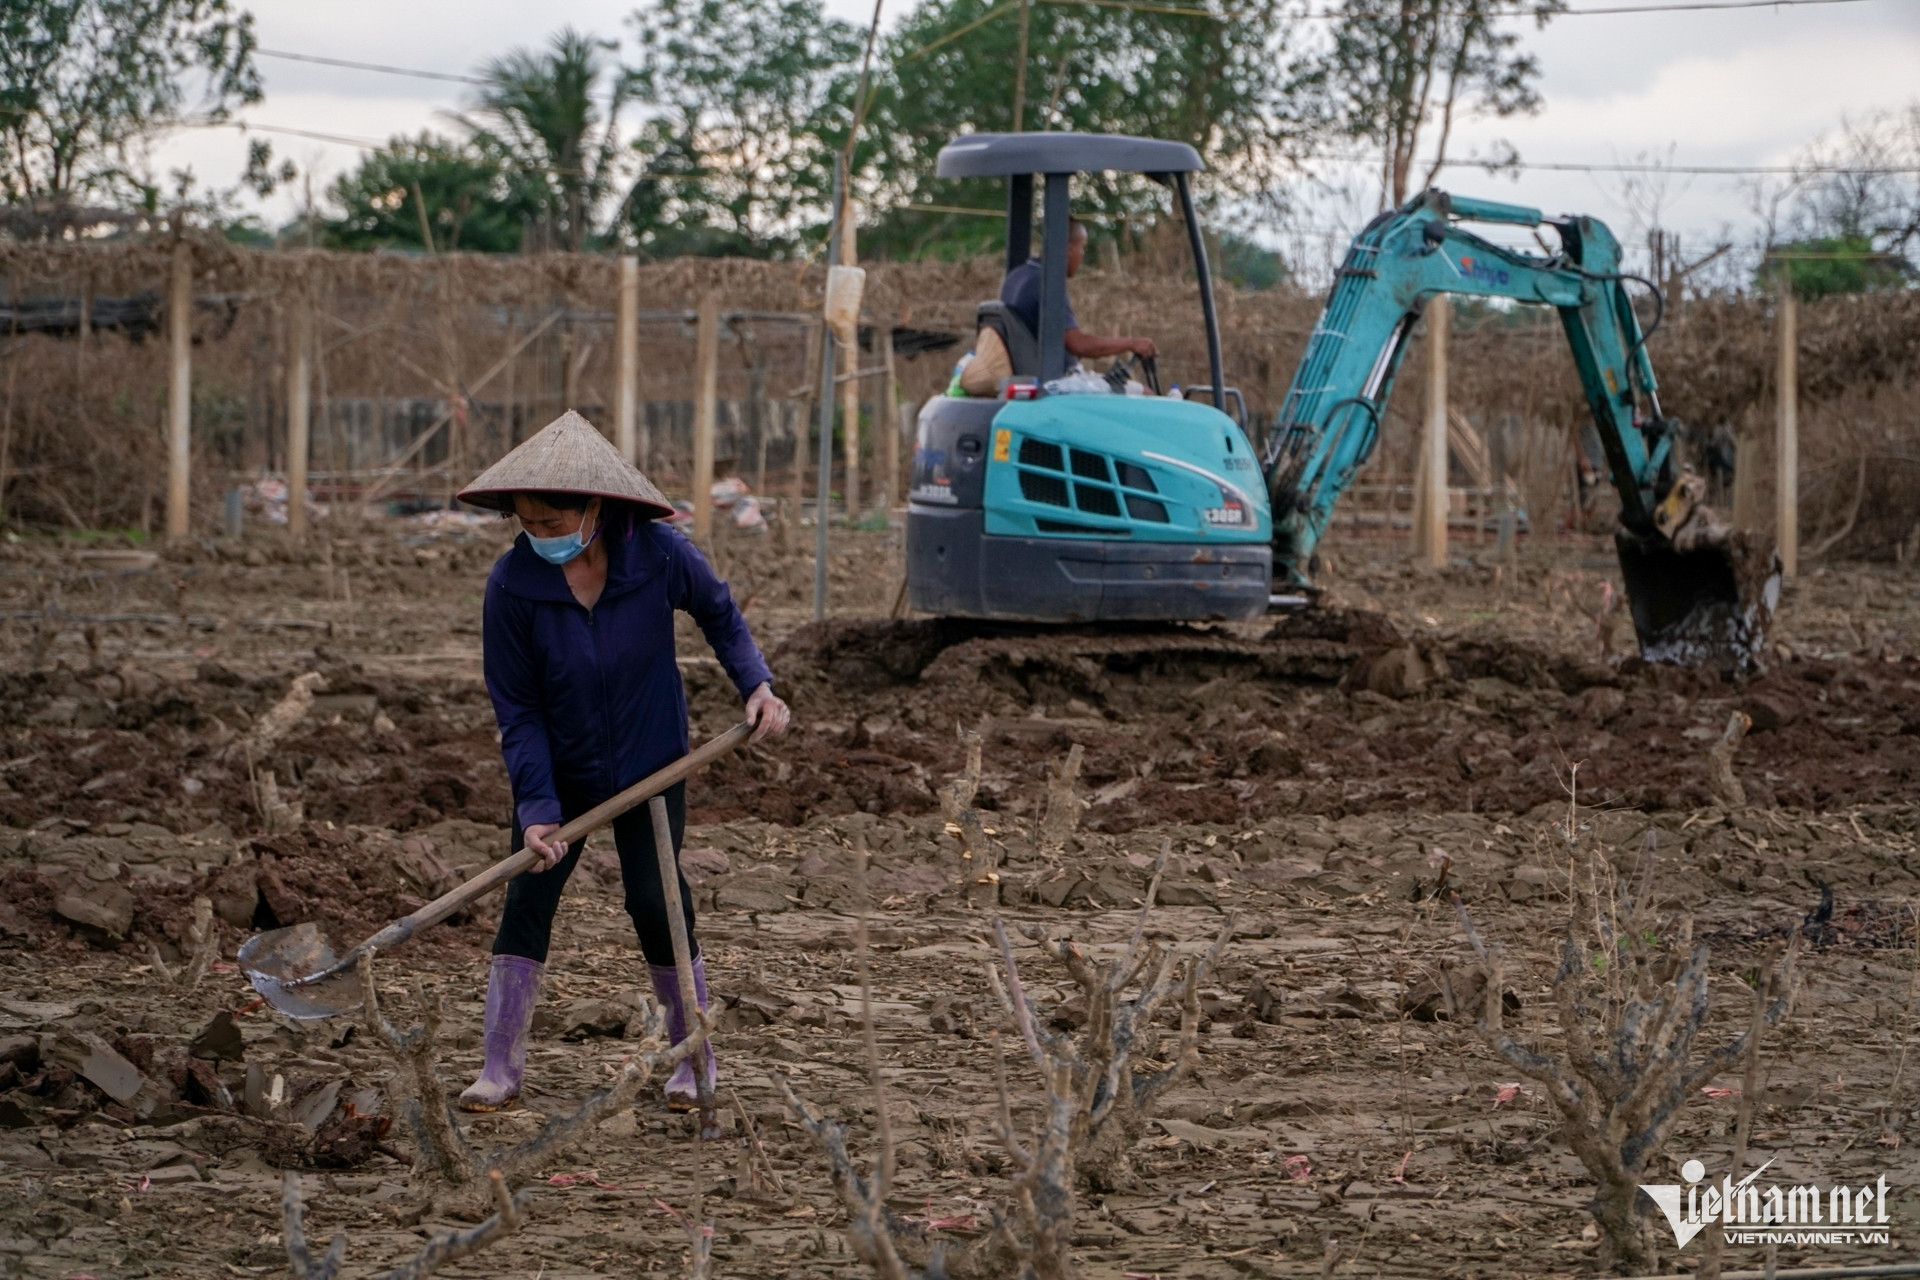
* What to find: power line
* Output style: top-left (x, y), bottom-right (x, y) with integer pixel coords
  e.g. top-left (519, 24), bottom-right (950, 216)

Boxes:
top-left (197, 116), bottom-right (1919, 180)
top-left (1534, 0), bottom-right (1878, 14)
top-left (193, 119), bottom-right (393, 149)
top-left (244, 0), bottom-right (1888, 91)
top-left (1307, 152), bottom-right (1920, 175)
top-left (255, 47), bottom-right (487, 86)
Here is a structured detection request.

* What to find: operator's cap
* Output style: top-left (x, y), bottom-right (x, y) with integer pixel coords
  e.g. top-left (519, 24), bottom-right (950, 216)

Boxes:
top-left (457, 409), bottom-right (672, 519)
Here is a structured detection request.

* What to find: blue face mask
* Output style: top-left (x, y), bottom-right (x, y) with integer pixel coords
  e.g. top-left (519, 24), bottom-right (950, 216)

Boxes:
top-left (525, 508), bottom-right (598, 565)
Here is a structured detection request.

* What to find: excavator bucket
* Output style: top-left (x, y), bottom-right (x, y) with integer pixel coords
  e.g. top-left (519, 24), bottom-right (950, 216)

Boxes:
top-left (1615, 527), bottom-right (1780, 671)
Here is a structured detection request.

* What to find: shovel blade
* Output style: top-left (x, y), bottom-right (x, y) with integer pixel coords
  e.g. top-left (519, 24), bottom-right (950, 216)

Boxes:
top-left (1616, 527), bottom-right (1780, 672)
top-left (236, 922), bottom-right (364, 1021)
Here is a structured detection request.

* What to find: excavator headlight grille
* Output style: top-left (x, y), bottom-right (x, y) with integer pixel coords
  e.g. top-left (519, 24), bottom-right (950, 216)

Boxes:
top-left (1019, 470), bottom-right (1070, 507)
top-left (1018, 439), bottom-right (1064, 471)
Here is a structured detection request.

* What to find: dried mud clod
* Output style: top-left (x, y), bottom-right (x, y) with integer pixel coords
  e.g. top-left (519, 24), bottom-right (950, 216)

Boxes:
top-left (1456, 849), bottom-right (1800, 1274)
top-left (282, 1166), bottom-right (530, 1280)
top-left (776, 840), bottom-right (1233, 1280)
top-left (354, 951), bottom-right (707, 1197)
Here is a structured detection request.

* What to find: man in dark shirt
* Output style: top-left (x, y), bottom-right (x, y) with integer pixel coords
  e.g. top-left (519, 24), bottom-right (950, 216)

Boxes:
top-left (1001, 218), bottom-right (1157, 364)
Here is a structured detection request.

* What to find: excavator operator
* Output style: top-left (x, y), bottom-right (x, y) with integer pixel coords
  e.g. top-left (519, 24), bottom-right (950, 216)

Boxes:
top-left (1001, 218), bottom-right (1158, 363)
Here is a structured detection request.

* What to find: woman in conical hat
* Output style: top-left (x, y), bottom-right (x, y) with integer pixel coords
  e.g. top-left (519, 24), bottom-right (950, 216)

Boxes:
top-left (453, 410), bottom-right (789, 1113)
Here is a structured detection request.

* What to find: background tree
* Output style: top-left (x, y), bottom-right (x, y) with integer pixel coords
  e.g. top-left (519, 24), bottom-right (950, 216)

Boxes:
top-left (0, 0), bottom-right (259, 213)
top-left (858, 0), bottom-right (1299, 260)
top-left (1756, 104), bottom-right (1919, 297)
top-left (455, 27), bottom-right (630, 252)
top-left (624, 0), bottom-right (862, 258)
top-left (1280, 0), bottom-right (1562, 210)
top-left (323, 132), bottom-right (539, 252)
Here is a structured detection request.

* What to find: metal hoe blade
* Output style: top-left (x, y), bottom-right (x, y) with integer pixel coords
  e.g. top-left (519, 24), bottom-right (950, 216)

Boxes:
top-left (1616, 527), bottom-right (1781, 672)
top-left (236, 923), bottom-right (366, 1021)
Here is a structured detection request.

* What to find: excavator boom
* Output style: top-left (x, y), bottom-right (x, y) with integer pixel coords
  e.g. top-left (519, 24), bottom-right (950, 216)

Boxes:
top-left (1263, 190), bottom-right (1778, 669)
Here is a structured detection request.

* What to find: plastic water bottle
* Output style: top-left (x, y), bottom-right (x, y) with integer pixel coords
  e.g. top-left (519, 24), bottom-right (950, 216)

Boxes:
top-left (947, 353), bottom-right (973, 397)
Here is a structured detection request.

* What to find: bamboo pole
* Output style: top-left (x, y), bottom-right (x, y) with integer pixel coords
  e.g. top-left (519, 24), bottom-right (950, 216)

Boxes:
top-left (286, 290), bottom-right (312, 539)
top-left (1732, 406), bottom-right (1758, 531)
top-left (1420, 296), bottom-right (1449, 568)
top-left (615, 256), bottom-right (638, 466)
top-left (839, 199), bottom-right (860, 523)
top-left (1013, 0), bottom-right (1031, 131)
top-left (1776, 275), bottom-right (1798, 579)
top-left (880, 324), bottom-right (898, 511)
top-left (693, 292), bottom-right (720, 543)
top-left (813, 162), bottom-right (843, 622)
top-left (166, 238), bottom-right (193, 540)
top-left (793, 321), bottom-right (821, 532)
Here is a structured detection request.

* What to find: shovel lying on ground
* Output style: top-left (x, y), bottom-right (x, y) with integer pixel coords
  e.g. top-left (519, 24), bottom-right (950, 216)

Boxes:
top-left (238, 721), bottom-right (754, 1020)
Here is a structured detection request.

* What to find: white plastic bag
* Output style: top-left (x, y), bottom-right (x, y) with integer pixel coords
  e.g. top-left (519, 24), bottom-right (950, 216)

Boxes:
top-left (1042, 371), bottom-right (1113, 396)
top-left (824, 265), bottom-right (866, 347)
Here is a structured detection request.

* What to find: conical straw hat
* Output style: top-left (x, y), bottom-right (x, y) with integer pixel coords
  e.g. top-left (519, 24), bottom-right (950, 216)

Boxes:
top-left (457, 409), bottom-right (672, 519)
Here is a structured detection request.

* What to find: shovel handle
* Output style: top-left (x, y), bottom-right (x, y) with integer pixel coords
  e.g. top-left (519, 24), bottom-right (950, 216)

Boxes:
top-left (344, 721), bottom-right (755, 963)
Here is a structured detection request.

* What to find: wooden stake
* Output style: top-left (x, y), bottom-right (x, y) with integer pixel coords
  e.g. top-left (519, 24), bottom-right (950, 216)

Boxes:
top-left (879, 324), bottom-right (898, 512)
top-left (1420, 296), bottom-right (1449, 569)
top-left (615, 256), bottom-right (639, 466)
top-left (286, 290), bottom-right (312, 539)
top-left (166, 237), bottom-right (193, 540)
top-left (1776, 274), bottom-right (1798, 579)
top-left (692, 292), bottom-right (720, 543)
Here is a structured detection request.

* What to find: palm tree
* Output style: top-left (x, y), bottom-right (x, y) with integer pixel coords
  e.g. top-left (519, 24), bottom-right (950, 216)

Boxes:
top-left (456, 28), bottom-right (630, 252)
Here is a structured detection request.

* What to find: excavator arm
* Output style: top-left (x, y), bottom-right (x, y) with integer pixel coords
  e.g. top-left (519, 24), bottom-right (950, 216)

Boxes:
top-left (1262, 190), bottom-right (1778, 669)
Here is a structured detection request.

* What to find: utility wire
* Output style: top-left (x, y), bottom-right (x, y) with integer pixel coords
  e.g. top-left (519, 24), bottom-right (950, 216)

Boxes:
top-left (241, 0), bottom-right (1888, 88)
top-left (1523, 0), bottom-right (1878, 13)
top-left (1307, 152), bottom-right (1920, 174)
top-left (898, 0), bottom-right (1883, 61)
top-left (192, 118), bottom-right (1919, 179)
top-left (255, 47), bottom-right (488, 85)
top-left (191, 119), bottom-right (393, 148)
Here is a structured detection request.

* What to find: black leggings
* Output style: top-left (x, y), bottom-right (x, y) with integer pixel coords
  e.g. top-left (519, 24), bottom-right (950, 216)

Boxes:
top-left (492, 781), bottom-right (697, 968)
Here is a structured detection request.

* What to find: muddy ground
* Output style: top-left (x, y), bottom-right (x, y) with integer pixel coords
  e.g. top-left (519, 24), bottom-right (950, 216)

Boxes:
top-left (1, 515), bottom-right (1918, 1279)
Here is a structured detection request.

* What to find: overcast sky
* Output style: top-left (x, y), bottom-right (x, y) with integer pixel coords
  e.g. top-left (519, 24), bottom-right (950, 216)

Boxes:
top-left (149, 0), bottom-right (1920, 275)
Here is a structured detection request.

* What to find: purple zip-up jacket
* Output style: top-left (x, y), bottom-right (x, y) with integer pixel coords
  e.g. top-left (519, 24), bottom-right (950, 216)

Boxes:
top-left (482, 518), bottom-right (773, 830)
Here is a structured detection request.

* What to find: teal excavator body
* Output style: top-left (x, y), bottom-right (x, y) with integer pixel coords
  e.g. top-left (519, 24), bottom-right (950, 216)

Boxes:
top-left (906, 135), bottom-right (1777, 668)
top-left (907, 133), bottom-right (1274, 624)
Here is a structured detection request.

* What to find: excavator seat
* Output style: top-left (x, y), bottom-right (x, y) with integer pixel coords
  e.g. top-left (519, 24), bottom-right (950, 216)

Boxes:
top-left (976, 301), bottom-right (1040, 377)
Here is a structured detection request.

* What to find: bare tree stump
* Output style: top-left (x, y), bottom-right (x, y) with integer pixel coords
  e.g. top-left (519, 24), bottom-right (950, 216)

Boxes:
top-left (1036, 744), bottom-right (1085, 858)
top-left (1707, 710), bottom-right (1751, 809)
top-left (1455, 854), bottom-right (1798, 1273)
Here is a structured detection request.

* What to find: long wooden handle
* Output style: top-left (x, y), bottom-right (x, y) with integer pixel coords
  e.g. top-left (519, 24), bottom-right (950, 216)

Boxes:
top-left (348, 721), bottom-right (754, 961)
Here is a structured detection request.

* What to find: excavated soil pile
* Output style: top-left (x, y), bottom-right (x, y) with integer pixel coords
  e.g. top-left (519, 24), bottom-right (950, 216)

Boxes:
top-left (0, 818), bottom-right (502, 961)
top-left (7, 608), bottom-right (1918, 846)
top-left (0, 660), bottom-right (510, 834)
top-left (684, 609), bottom-right (1920, 828)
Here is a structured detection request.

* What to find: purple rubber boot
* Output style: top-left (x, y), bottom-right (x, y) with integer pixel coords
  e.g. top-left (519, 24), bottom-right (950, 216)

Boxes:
top-left (458, 955), bottom-right (543, 1112)
top-left (649, 957), bottom-right (717, 1110)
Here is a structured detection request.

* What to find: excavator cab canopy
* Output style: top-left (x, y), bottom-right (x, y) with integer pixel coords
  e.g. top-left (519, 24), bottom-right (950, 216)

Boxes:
top-left (933, 132), bottom-right (1226, 403)
top-left (906, 133), bottom-right (1268, 625)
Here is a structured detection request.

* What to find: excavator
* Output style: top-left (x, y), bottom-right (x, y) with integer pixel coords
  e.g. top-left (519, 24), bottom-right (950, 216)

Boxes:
top-left (905, 131), bottom-right (1779, 669)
